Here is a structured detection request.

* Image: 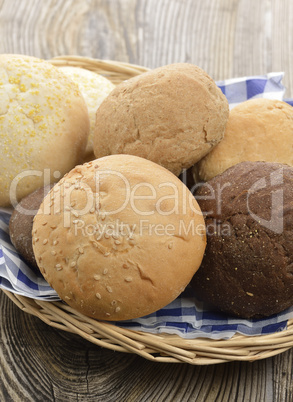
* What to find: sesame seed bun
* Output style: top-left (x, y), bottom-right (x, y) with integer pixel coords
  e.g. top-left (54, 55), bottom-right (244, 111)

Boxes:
top-left (93, 63), bottom-right (229, 176)
top-left (0, 54), bottom-right (90, 207)
top-left (32, 154), bottom-right (206, 321)
top-left (59, 66), bottom-right (115, 159)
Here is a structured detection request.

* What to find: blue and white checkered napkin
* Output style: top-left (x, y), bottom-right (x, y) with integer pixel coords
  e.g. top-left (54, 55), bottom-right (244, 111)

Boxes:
top-left (1, 72), bottom-right (293, 339)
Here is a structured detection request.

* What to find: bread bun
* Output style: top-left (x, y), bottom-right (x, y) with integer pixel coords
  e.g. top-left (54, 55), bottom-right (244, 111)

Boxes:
top-left (9, 184), bottom-right (53, 272)
top-left (191, 161), bottom-right (293, 318)
top-left (0, 54), bottom-right (90, 206)
top-left (32, 154), bottom-right (206, 321)
top-left (59, 66), bottom-right (115, 159)
top-left (195, 99), bottom-right (293, 181)
top-left (93, 63), bottom-right (229, 176)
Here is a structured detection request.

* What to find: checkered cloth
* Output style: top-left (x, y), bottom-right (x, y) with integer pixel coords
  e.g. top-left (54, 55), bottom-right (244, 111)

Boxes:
top-left (1, 72), bottom-right (293, 339)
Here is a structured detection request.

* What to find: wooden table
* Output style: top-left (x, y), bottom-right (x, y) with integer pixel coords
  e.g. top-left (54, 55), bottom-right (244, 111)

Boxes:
top-left (0, 0), bottom-right (292, 400)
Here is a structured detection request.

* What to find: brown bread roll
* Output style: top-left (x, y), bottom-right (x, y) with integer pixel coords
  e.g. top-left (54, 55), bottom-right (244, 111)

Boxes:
top-left (9, 184), bottom-right (53, 273)
top-left (191, 161), bottom-right (293, 318)
top-left (93, 63), bottom-right (229, 176)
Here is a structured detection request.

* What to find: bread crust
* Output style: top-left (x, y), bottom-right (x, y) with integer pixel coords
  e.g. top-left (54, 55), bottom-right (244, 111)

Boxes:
top-left (195, 99), bottom-right (293, 181)
top-left (32, 155), bottom-right (206, 321)
top-left (9, 184), bottom-right (53, 272)
top-left (192, 161), bottom-right (293, 318)
top-left (93, 63), bottom-right (229, 176)
top-left (59, 66), bottom-right (115, 157)
top-left (0, 54), bottom-right (90, 206)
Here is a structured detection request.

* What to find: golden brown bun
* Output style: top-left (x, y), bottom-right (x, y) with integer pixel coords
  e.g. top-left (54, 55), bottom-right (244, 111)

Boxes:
top-left (59, 66), bottom-right (115, 158)
top-left (93, 63), bottom-right (229, 176)
top-left (32, 155), bottom-right (206, 321)
top-left (195, 98), bottom-right (293, 181)
top-left (0, 54), bottom-right (90, 207)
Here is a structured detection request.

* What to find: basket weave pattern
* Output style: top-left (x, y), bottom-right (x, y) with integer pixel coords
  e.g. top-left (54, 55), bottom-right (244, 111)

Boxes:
top-left (3, 56), bottom-right (293, 365)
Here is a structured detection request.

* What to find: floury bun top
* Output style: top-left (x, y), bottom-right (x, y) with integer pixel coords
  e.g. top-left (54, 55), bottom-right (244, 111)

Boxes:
top-left (32, 154), bottom-right (206, 321)
top-left (0, 54), bottom-right (90, 207)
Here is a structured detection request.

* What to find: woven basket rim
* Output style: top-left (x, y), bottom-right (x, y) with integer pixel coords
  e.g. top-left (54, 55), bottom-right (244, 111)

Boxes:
top-left (3, 290), bottom-right (293, 365)
top-left (4, 56), bottom-right (293, 365)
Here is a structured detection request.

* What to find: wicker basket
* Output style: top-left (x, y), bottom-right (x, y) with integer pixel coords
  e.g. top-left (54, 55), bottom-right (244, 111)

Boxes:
top-left (3, 56), bottom-right (293, 365)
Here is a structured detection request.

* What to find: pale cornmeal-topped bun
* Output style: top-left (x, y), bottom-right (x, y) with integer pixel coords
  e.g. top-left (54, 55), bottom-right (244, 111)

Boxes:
top-left (59, 66), bottom-right (115, 159)
top-left (0, 54), bottom-right (90, 207)
top-left (194, 98), bottom-right (293, 182)
top-left (32, 155), bottom-right (206, 321)
top-left (93, 63), bottom-right (229, 176)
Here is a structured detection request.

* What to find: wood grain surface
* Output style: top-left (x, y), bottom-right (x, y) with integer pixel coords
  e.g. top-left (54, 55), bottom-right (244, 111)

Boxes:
top-left (0, 0), bottom-right (292, 400)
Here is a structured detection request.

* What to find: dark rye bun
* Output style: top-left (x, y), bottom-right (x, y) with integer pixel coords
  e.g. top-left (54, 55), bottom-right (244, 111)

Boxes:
top-left (9, 184), bottom-right (53, 273)
top-left (32, 155), bottom-right (206, 321)
top-left (191, 161), bottom-right (293, 318)
top-left (93, 63), bottom-right (229, 176)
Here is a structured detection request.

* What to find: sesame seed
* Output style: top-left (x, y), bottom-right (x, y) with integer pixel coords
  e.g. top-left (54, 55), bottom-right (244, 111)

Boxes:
top-left (125, 277), bottom-right (132, 282)
top-left (112, 233), bottom-right (119, 240)
top-left (70, 261), bottom-right (76, 267)
top-left (72, 211), bottom-right (79, 217)
top-left (65, 296), bottom-right (71, 301)
top-left (78, 247), bottom-right (84, 254)
top-left (106, 286), bottom-right (113, 293)
top-left (104, 233), bottom-right (110, 239)
top-left (114, 240), bottom-right (121, 245)
top-left (115, 307), bottom-right (121, 313)
top-left (53, 240), bottom-right (58, 245)
top-left (95, 293), bottom-right (101, 299)
top-left (246, 292), bottom-right (254, 297)
top-left (103, 269), bottom-right (108, 275)
top-left (51, 250), bottom-right (56, 256)
top-left (111, 300), bottom-right (117, 306)
top-left (94, 275), bottom-right (101, 281)
top-left (55, 263), bottom-right (61, 268)
top-left (43, 239), bottom-right (48, 245)
top-left (34, 237), bottom-right (39, 242)
top-left (168, 243), bottom-right (173, 249)
top-left (72, 220), bottom-right (79, 224)
top-left (65, 206), bottom-right (70, 211)
top-left (104, 252), bottom-right (110, 257)
top-left (90, 208), bottom-right (95, 213)
top-left (42, 222), bottom-right (47, 226)
top-left (50, 225), bottom-right (57, 229)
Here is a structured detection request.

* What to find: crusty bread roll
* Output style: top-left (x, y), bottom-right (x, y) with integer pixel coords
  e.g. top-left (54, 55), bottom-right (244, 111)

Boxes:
top-left (9, 184), bottom-right (53, 273)
top-left (93, 63), bottom-right (229, 176)
top-left (0, 54), bottom-right (90, 207)
top-left (195, 98), bottom-right (293, 182)
top-left (191, 161), bottom-right (293, 318)
top-left (59, 66), bottom-right (115, 159)
top-left (32, 155), bottom-right (206, 321)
